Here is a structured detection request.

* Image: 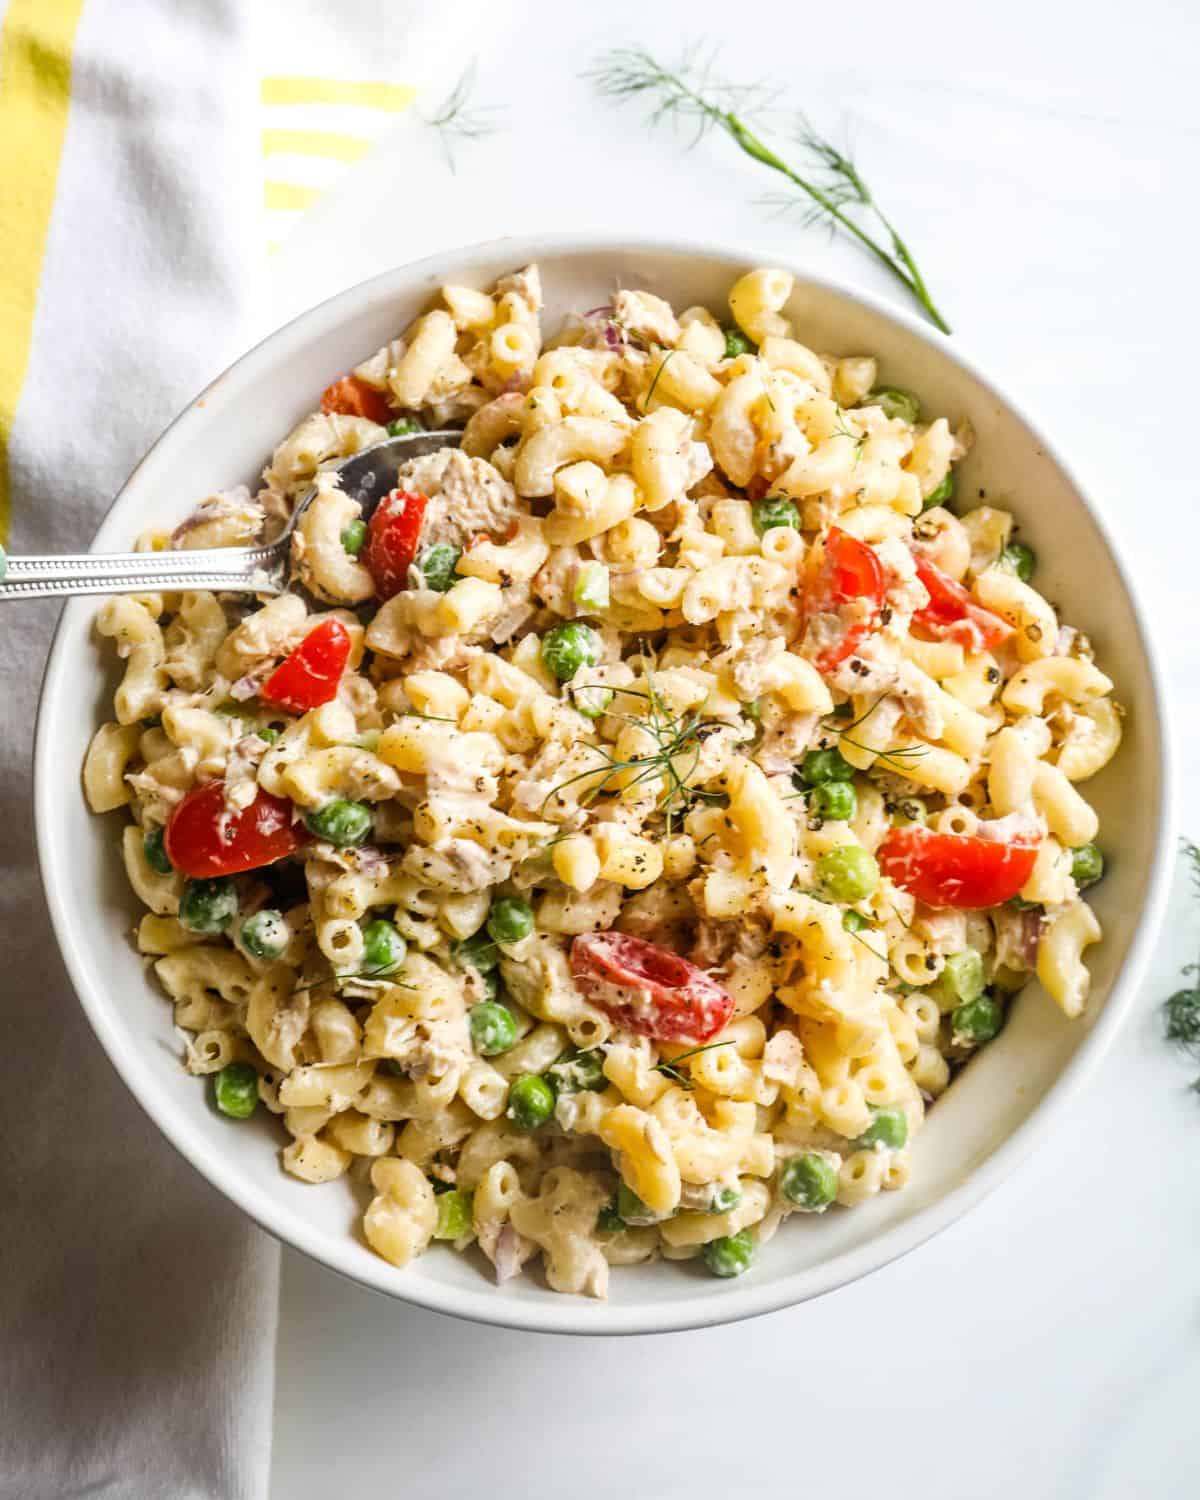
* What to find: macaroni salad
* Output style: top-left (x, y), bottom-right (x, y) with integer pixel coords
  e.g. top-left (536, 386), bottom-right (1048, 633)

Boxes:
top-left (86, 265), bottom-right (1120, 1296)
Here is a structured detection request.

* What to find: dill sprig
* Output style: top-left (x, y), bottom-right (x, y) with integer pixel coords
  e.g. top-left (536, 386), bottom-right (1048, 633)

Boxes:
top-left (821, 695), bottom-right (929, 775)
top-left (832, 405), bottom-right (868, 466)
top-left (423, 63), bottom-right (503, 173)
top-left (1164, 839), bottom-right (1200, 1094)
top-left (588, 46), bottom-right (951, 335)
top-left (643, 349), bottom-right (677, 409)
top-left (291, 965), bottom-right (414, 997)
top-left (653, 1039), bottom-right (736, 1088)
top-left (547, 679), bottom-right (731, 831)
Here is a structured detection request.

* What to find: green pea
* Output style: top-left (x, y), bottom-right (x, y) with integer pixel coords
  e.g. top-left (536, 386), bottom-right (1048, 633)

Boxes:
top-left (751, 496), bottom-right (800, 535)
top-left (180, 877), bottom-right (238, 934)
top-left (303, 798), bottom-right (372, 848)
top-left (890, 797), bottom-right (927, 827)
top-left (433, 1188), bottom-right (473, 1240)
top-left (812, 780), bottom-right (857, 822)
top-left (709, 1183), bottom-right (742, 1214)
top-left (723, 327), bottom-right (755, 359)
top-left (258, 726), bottom-right (281, 744)
top-left (362, 918), bottom-right (407, 976)
top-left (452, 930), bottom-right (500, 974)
top-left (340, 519), bottom-right (366, 556)
top-left (507, 1073), bottom-right (556, 1130)
top-left (241, 908), bottom-right (289, 960)
top-left (541, 621), bottom-right (602, 682)
top-left (1001, 541), bottom-right (1036, 583)
top-left (936, 949), bottom-right (985, 1006)
top-left (953, 993), bottom-right (1005, 1045)
top-left (1071, 842), bottom-right (1104, 889)
top-left (799, 747), bottom-right (855, 785)
top-left (816, 846), bottom-right (879, 904)
top-left (213, 1061), bottom-right (259, 1119)
top-left (616, 1182), bottom-right (661, 1226)
top-left (487, 895), bottom-right (534, 945)
top-left (855, 1105), bottom-right (909, 1151)
top-left (923, 471), bottom-right (955, 511)
top-left (573, 560), bottom-right (610, 613)
top-left (469, 1001), bottom-right (518, 1057)
top-left (143, 826), bottom-right (173, 875)
top-left (779, 1152), bottom-right (839, 1212)
top-left (545, 1047), bottom-right (606, 1095)
top-left (387, 417), bottom-right (424, 437)
top-left (417, 543), bottom-right (461, 592)
top-left (842, 910), bottom-right (869, 934)
top-left (703, 1229), bottom-right (754, 1278)
top-left (862, 387), bottom-right (921, 424)
top-left (597, 1203), bottom-right (626, 1233)
top-left (571, 683), bottom-right (614, 720)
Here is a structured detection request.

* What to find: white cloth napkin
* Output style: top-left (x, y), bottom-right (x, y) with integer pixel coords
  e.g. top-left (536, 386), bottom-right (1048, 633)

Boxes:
top-left (0, 0), bottom-right (505, 1492)
top-left (0, 3), bottom-right (277, 1496)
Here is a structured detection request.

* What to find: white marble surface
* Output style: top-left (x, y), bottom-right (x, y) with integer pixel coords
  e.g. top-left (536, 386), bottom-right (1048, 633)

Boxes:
top-left (270, 3), bottom-right (1200, 1494)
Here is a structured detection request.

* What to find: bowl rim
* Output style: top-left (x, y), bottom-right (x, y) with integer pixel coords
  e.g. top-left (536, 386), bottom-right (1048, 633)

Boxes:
top-left (34, 231), bottom-right (1177, 1336)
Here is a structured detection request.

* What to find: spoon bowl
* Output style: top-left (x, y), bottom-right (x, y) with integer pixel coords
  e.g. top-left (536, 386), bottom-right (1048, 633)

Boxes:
top-left (0, 428), bottom-right (462, 601)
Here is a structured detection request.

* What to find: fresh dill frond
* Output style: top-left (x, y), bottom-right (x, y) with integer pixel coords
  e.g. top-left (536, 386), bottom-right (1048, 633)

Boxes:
top-left (423, 63), bottom-right (503, 173)
top-left (1165, 985), bottom-right (1200, 1047)
top-left (545, 673), bottom-right (730, 830)
top-left (587, 47), bottom-right (951, 334)
top-left (1163, 839), bottom-right (1200, 1096)
top-left (653, 1039), bottom-right (736, 1087)
top-left (291, 965), bottom-right (414, 997)
top-left (832, 405), bottom-right (868, 465)
top-left (643, 349), bottom-right (677, 409)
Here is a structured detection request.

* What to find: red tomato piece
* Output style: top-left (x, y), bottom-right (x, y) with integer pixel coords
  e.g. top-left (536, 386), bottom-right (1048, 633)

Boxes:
top-left (363, 489), bottom-right (428, 600)
top-left (320, 374), bottom-right (394, 426)
top-left (912, 557), bottom-right (1014, 652)
top-left (164, 782), bottom-right (309, 879)
top-left (805, 527), bottom-right (886, 673)
top-left (570, 932), bottom-right (735, 1044)
top-left (877, 823), bottom-right (1040, 910)
top-left (260, 618), bottom-right (352, 714)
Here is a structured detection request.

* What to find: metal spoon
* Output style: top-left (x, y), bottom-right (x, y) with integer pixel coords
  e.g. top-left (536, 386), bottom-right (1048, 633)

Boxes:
top-left (0, 429), bottom-right (462, 601)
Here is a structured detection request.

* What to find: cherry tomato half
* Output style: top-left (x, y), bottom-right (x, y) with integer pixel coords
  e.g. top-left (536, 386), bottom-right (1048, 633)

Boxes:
top-left (320, 374), bottom-right (394, 426)
top-left (877, 823), bottom-right (1039, 910)
top-left (164, 782), bottom-right (309, 879)
top-left (363, 489), bottom-right (429, 601)
top-left (911, 557), bottom-right (1014, 653)
top-left (570, 931), bottom-right (735, 1044)
top-left (805, 528), bottom-right (886, 674)
top-left (260, 618), bottom-right (352, 714)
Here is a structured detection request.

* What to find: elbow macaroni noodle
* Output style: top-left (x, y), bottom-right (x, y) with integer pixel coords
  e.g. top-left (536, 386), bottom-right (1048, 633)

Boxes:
top-left (86, 265), bottom-right (1119, 1298)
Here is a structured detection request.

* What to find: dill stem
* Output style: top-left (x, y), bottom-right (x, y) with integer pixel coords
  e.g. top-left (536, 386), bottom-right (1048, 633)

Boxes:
top-left (722, 113), bottom-right (951, 335)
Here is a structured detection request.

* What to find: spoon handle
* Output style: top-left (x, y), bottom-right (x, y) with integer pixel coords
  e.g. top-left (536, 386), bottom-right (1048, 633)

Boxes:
top-left (0, 544), bottom-right (287, 601)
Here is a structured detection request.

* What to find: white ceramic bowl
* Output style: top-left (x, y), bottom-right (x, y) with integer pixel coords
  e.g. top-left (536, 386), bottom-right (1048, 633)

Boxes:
top-left (36, 235), bottom-right (1174, 1335)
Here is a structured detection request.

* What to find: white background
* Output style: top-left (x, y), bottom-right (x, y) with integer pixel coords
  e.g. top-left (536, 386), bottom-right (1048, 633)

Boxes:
top-left (268, 2), bottom-right (1200, 1495)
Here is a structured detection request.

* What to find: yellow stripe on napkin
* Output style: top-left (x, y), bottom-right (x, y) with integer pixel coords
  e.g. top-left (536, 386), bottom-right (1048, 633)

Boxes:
top-left (261, 76), bottom-right (416, 111)
top-left (258, 75), bottom-right (417, 249)
top-left (0, 0), bottom-right (87, 543)
top-left (261, 128), bottom-right (373, 162)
